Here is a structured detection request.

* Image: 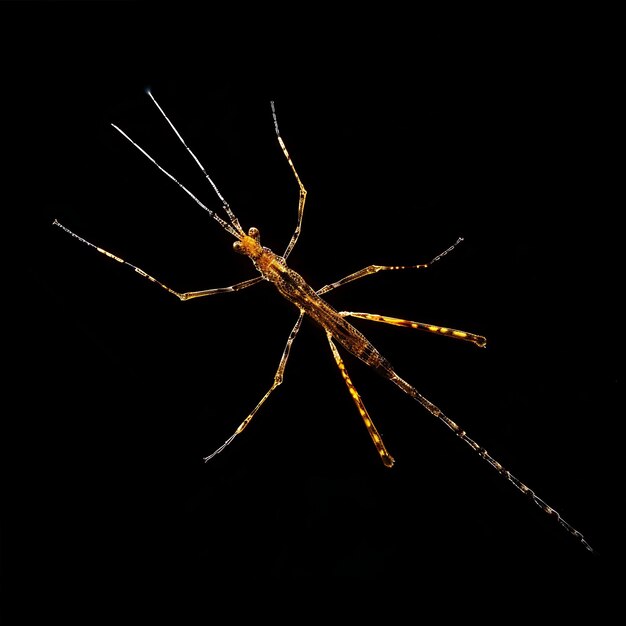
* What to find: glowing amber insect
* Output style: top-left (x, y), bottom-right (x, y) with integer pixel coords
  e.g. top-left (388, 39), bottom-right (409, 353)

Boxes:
top-left (54, 90), bottom-right (593, 553)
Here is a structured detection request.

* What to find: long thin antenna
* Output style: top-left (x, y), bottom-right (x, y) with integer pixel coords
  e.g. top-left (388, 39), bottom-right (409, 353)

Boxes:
top-left (111, 123), bottom-right (242, 240)
top-left (145, 89), bottom-right (243, 234)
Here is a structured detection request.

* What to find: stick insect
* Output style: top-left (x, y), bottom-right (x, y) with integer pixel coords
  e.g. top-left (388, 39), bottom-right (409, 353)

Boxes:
top-left (54, 89), bottom-right (594, 553)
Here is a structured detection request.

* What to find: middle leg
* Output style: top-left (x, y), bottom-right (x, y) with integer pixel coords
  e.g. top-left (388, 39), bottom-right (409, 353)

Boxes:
top-left (203, 310), bottom-right (305, 462)
top-left (316, 237), bottom-right (464, 296)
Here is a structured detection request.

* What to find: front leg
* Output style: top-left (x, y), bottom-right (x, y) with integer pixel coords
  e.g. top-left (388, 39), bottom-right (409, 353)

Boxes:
top-left (53, 220), bottom-right (263, 301)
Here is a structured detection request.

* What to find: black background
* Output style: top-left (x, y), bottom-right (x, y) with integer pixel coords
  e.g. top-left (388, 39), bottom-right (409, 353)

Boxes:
top-left (4, 1), bottom-right (621, 614)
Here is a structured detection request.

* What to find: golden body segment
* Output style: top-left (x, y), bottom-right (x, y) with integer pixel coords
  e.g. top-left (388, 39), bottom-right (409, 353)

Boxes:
top-left (54, 91), bottom-right (593, 553)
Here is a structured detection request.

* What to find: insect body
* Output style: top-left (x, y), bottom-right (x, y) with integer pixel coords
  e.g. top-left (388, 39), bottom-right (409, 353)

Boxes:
top-left (54, 90), bottom-right (594, 553)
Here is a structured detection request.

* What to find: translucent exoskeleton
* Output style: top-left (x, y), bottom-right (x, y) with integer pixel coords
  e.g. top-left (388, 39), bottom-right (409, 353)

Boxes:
top-left (54, 89), bottom-right (594, 554)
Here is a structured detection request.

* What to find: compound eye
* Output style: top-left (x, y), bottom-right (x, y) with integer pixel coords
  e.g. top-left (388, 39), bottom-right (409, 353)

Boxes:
top-left (233, 241), bottom-right (245, 254)
top-left (248, 227), bottom-right (260, 240)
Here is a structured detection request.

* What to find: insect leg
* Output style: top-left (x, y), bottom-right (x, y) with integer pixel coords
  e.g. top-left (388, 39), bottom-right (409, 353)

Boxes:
top-left (339, 312), bottom-right (486, 348)
top-left (270, 101), bottom-right (307, 261)
top-left (316, 237), bottom-right (464, 296)
top-left (203, 310), bottom-right (305, 462)
top-left (326, 333), bottom-right (395, 468)
top-left (53, 220), bottom-right (263, 301)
